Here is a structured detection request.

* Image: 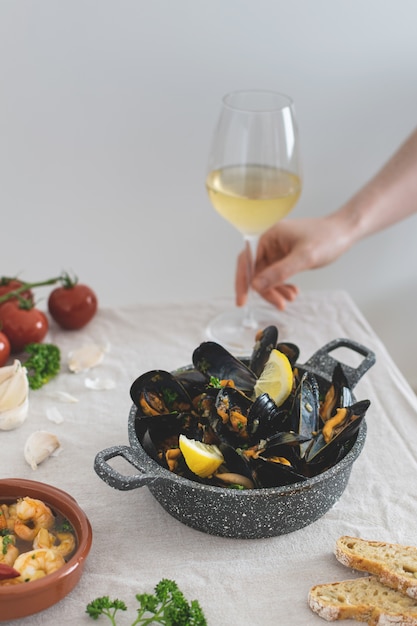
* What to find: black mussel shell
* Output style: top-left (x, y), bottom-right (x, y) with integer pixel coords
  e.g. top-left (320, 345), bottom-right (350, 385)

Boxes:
top-left (276, 342), bottom-right (300, 368)
top-left (290, 372), bottom-right (320, 453)
top-left (192, 341), bottom-right (257, 393)
top-left (248, 393), bottom-right (289, 441)
top-left (172, 367), bottom-right (209, 401)
top-left (320, 362), bottom-right (353, 422)
top-left (210, 386), bottom-right (253, 446)
top-left (136, 411), bottom-right (204, 470)
top-left (217, 442), bottom-right (254, 485)
top-left (305, 399), bottom-right (370, 466)
top-left (130, 370), bottom-right (194, 417)
top-left (252, 452), bottom-right (307, 487)
top-left (249, 326), bottom-right (278, 377)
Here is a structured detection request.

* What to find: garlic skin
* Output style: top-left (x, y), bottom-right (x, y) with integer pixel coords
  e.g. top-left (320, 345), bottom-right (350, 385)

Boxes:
top-left (24, 431), bottom-right (61, 470)
top-left (0, 360), bottom-right (29, 431)
top-left (68, 344), bottom-right (106, 373)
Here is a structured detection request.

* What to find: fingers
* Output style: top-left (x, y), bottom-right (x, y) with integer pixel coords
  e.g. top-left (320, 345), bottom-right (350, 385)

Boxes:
top-left (252, 248), bottom-right (307, 294)
top-left (235, 244), bottom-right (300, 309)
top-left (258, 284), bottom-right (299, 310)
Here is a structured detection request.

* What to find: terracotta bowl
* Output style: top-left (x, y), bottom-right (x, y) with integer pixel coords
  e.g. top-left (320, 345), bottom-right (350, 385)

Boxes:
top-left (0, 478), bottom-right (92, 622)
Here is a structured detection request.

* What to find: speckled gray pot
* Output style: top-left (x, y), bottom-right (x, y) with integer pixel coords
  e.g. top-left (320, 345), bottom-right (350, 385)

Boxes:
top-left (94, 338), bottom-right (375, 539)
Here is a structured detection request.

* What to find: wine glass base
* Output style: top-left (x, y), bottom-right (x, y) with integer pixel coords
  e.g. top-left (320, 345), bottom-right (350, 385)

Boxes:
top-left (206, 305), bottom-right (284, 355)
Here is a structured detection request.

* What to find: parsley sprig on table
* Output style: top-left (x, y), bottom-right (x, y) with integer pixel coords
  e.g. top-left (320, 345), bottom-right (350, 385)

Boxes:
top-left (23, 342), bottom-right (61, 389)
top-left (86, 579), bottom-right (207, 625)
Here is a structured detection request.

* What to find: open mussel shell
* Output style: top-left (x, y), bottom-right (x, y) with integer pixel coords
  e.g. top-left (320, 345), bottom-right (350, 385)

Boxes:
top-left (319, 362), bottom-right (353, 422)
top-left (210, 386), bottom-right (253, 446)
top-left (252, 445), bottom-right (307, 487)
top-left (136, 411), bottom-right (205, 475)
top-left (130, 370), bottom-right (194, 418)
top-left (192, 341), bottom-right (257, 393)
top-left (213, 443), bottom-right (255, 489)
top-left (249, 325), bottom-right (279, 377)
top-left (172, 367), bottom-right (208, 401)
top-left (290, 371), bottom-right (320, 457)
top-left (276, 342), bottom-right (300, 368)
top-left (304, 400), bottom-right (370, 469)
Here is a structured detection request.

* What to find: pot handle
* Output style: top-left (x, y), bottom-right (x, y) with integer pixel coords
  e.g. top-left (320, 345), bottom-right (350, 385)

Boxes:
top-left (94, 445), bottom-right (160, 491)
top-left (302, 338), bottom-right (376, 389)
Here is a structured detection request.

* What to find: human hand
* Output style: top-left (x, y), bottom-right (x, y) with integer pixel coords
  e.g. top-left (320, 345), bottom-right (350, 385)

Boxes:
top-left (235, 215), bottom-right (352, 310)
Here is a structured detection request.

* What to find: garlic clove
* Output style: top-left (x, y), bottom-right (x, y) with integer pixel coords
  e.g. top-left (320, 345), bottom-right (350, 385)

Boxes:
top-left (0, 360), bottom-right (29, 430)
top-left (0, 360), bottom-right (21, 385)
top-left (0, 360), bottom-right (29, 412)
top-left (24, 431), bottom-right (62, 470)
top-left (0, 396), bottom-right (29, 431)
top-left (68, 344), bottom-right (106, 373)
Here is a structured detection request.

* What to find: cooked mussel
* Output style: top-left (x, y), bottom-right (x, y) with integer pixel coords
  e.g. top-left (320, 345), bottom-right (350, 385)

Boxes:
top-left (249, 326), bottom-right (278, 377)
top-left (290, 371), bottom-right (320, 457)
top-left (248, 393), bottom-right (289, 441)
top-left (192, 341), bottom-right (257, 393)
top-left (172, 367), bottom-right (209, 401)
top-left (304, 399), bottom-right (370, 467)
top-left (211, 386), bottom-right (253, 445)
top-left (276, 342), bottom-right (300, 368)
top-left (319, 363), bottom-right (353, 422)
top-left (130, 326), bottom-right (372, 490)
top-left (130, 370), bottom-right (194, 418)
top-left (252, 442), bottom-right (307, 487)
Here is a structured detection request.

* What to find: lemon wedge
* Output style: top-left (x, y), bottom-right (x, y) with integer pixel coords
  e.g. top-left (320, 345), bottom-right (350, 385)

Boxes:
top-left (179, 434), bottom-right (224, 478)
top-left (254, 348), bottom-right (293, 406)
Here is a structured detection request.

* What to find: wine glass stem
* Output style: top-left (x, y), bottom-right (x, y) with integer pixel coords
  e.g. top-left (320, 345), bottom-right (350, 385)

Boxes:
top-left (242, 234), bottom-right (259, 329)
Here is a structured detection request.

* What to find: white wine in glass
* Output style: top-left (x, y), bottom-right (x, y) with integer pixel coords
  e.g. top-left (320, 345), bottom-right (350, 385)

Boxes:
top-left (205, 90), bottom-right (302, 352)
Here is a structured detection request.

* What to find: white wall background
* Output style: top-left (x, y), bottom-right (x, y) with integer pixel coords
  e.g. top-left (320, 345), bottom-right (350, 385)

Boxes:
top-left (1, 0), bottom-right (416, 387)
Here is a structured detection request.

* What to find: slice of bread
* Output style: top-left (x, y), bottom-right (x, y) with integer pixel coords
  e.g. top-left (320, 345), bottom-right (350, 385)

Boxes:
top-left (308, 576), bottom-right (417, 625)
top-left (335, 536), bottom-right (417, 599)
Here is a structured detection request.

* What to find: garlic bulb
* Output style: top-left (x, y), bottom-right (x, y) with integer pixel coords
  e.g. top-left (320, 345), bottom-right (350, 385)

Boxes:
top-left (24, 431), bottom-right (61, 470)
top-left (0, 360), bottom-right (29, 430)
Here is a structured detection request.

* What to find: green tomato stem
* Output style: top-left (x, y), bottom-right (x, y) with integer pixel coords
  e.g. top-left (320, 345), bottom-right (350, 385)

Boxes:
top-left (0, 276), bottom-right (63, 304)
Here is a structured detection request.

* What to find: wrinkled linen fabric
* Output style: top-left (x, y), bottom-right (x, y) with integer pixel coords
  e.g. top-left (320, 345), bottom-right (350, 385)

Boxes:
top-left (1, 291), bottom-right (416, 626)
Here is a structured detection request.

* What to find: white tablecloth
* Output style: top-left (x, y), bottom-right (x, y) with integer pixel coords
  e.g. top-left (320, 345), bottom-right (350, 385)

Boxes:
top-left (1, 291), bottom-right (417, 625)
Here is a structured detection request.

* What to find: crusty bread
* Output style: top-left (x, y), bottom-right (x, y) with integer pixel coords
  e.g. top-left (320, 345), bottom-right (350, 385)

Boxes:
top-left (308, 576), bottom-right (417, 625)
top-left (335, 536), bottom-right (417, 599)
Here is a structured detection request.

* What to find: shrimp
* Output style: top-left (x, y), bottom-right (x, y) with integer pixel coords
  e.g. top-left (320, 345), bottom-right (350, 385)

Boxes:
top-left (12, 548), bottom-right (65, 582)
top-left (14, 497), bottom-right (54, 542)
top-left (0, 503), bottom-right (16, 532)
top-left (0, 535), bottom-right (19, 567)
top-left (33, 527), bottom-right (76, 558)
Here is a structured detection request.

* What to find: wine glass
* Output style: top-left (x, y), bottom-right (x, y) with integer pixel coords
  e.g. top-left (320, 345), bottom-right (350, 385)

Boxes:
top-left (205, 89), bottom-right (302, 352)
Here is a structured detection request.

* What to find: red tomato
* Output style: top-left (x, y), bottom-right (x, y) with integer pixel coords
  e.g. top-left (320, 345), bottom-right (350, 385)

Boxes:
top-left (48, 284), bottom-right (98, 330)
top-left (0, 278), bottom-right (32, 306)
top-left (0, 301), bottom-right (49, 353)
top-left (0, 331), bottom-right (10, 366)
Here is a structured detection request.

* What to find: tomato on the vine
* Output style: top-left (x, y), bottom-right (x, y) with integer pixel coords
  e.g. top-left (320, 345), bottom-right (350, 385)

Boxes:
top-left (0, 301), bottom-right (49, 353)
top-left (0, 278), bottom-right (33, 306)
top-left (48, 282), bottom-right (98, 330)
top-left (0, 331), bottom-right (10, 366)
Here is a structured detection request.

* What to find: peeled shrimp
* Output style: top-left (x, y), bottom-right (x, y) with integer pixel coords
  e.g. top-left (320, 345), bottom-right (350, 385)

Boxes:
top-left (12, 548), bottom-right (65, 582)
top-left (0, 503), bottom-right (16, 532)
top-left (0, 535), bottom-right (19, 567)
top-left (33, 527), bottom-right (76, 558)
top-left (14, 497), bottom-right (54, 542)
